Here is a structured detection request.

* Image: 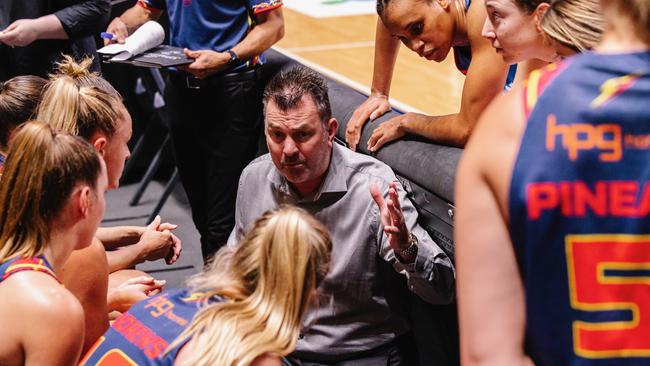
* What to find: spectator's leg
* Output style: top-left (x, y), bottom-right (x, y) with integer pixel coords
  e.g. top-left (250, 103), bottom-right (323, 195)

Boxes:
top-left (165, 73), bottom-right (210, 252)
top-left (202, 74), bottom-right (263, 257)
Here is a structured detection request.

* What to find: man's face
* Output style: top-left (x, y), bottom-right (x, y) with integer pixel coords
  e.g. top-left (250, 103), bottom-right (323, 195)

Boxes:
top-left (265, 95), bottom-right (337, 195)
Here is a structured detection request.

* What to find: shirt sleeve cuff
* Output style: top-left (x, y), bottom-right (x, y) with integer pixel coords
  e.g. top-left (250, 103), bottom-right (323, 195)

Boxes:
top-left (399, 236), bottom-right (433, 274)
top-left (252, 0), bottom-right (283, 15)
top-left (138, 0), bottom-right (165, 11)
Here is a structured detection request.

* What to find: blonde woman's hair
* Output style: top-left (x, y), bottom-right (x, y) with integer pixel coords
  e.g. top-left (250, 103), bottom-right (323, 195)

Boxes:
top-left (0, 75), bottom-right (47, 151)
top-left (540, 0), bottom-right (604, 52)
top-left (37, 55), bottom-right (122, 140)
top-left (168, 205), bottom-right (332, 366)
top-left (0, 122), bottom-right (102, 261)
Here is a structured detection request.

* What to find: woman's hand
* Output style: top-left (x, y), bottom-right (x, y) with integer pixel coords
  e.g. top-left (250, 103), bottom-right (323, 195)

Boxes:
top-left (367, 112), bottom-right (433, 151)
top-left (367, 115), bottom-right (406, 152)
top-left (108, 276), bottom-right (166, 313)
top-left (137, 215), bottom-right (182, 265)
top-left (345, 93), bottom-right (391, 151)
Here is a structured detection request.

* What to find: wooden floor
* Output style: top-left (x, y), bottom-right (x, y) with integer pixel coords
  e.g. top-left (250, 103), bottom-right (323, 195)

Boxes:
top-left (275, 8), bottom-right (465, 115)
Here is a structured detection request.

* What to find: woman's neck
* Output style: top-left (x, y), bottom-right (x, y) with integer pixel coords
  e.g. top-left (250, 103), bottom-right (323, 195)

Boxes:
top-left (596, 8), bottom-right (649, 53)
top-left (42, 230), bottom-right (75, 273)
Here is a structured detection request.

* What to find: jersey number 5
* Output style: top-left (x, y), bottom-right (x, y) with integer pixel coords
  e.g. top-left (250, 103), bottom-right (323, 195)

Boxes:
top-left (566, 234), bottom-right (650, 359)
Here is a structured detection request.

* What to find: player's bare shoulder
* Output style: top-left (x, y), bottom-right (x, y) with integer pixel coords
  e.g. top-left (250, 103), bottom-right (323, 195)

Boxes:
top-left (0, 269), bottom-right (84, 365)
top-left (2, 270), bottom-right (83, 331)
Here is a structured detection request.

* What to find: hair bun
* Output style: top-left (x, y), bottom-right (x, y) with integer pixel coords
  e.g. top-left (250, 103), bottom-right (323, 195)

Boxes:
top-left (52, 55), bottom-right (94, 79)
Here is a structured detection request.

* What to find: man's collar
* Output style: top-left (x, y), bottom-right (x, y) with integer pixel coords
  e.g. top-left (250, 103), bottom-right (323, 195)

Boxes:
top-left (316, 143), bottom-right (348, 198)
top-left (267, 142), bottom-right (348, 202)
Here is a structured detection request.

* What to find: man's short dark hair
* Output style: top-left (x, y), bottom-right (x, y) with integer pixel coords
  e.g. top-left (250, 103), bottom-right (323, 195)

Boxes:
top-left (263, 66), bottom-right (332, 123)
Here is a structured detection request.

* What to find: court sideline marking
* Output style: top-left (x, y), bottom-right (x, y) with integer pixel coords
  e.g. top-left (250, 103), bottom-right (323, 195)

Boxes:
top-left (283, 41), bottom-right (375, 53)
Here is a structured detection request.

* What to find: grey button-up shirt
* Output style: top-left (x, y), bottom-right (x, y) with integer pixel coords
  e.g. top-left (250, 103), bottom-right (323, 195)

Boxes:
top-left (227, 143), bottom-right (455, 360)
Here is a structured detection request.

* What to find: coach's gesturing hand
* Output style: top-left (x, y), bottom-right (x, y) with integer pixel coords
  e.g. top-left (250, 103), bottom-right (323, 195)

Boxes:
top-left (370, 181), bottom-right (416, 263)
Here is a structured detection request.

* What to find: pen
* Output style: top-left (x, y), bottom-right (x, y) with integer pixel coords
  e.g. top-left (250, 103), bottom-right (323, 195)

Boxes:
top-left (100, 32), bottom-right (115, 40)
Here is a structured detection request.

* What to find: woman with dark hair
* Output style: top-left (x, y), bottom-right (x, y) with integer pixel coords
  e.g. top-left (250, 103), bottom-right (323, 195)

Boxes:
top-left (345, 0), bottom-right (516, 151)
top-left (0, 75), bottom-right (47, 166)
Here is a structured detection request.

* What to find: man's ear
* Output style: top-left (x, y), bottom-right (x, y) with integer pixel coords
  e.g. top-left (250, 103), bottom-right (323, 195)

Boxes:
top-left (327, 118), bottom-right (339, 143)
top-left (534, 2), bottom-right (550, 31)
top-left (91, 135), bottom-right (108, 157)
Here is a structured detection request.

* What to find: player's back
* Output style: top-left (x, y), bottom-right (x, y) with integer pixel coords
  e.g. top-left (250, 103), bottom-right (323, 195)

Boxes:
top-left (509, 51), bottom-right (650, 365)
top-left (80, 288), bottom-right (223, 366)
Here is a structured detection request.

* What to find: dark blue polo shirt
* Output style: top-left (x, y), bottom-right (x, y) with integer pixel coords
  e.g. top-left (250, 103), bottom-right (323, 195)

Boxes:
top-left (141, 0), bottom-right (282, 70)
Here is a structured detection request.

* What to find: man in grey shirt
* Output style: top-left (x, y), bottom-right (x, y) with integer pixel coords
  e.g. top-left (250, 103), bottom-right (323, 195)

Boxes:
top-left (227, 66), bottom-right (455, 365)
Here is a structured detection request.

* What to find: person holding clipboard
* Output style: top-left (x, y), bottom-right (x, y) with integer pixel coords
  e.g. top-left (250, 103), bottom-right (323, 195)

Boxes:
top-left (104, 0), bottom-right (285, 260)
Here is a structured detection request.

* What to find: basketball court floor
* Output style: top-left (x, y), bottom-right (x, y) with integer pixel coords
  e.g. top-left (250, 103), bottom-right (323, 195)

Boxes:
top-left (276, 4), bottom-right (464, 115)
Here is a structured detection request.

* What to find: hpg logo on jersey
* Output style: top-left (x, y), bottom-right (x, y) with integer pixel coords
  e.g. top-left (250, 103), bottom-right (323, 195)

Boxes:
top-left (545, 115), bottom-right (622, 162)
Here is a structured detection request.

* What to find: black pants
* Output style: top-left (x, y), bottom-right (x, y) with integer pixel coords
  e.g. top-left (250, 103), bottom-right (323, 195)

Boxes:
top-left (165, 68), bottom-right (263, 259)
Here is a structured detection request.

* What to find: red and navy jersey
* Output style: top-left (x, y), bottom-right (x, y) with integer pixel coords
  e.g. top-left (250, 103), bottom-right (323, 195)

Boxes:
top-left (509, 51), bottom-right (650, 365)
top-left (80, 288), bottom-right (223, 366)
top-left (0, 255), bottom-right (60, 284)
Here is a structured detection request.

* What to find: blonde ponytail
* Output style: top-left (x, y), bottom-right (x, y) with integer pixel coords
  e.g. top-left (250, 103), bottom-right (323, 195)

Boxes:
top-left (540, 0), bottom-right (604, 52)
top-left (37, 55), bottom-right (122, 139)
top-left (0, 122), bottom-right (102, 261)
top-left (167, 206), bottom-right (332, 366)
top-left (52, 56), bottom-right (95, 79)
